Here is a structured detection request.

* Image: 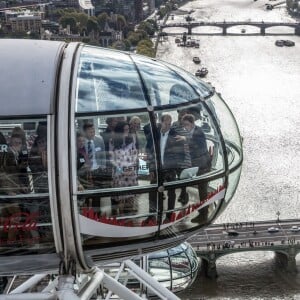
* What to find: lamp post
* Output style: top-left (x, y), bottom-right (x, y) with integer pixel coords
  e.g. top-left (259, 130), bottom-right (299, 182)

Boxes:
top-left (276, 211), bottom-right (280, 222)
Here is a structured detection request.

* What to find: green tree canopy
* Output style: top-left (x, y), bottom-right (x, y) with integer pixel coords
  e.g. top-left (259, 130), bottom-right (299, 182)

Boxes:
top-left (59, 15), bottom-right (78, 33)
top-left (87, 16), bottom-right (99, 34)
top-left (115, 14), bottom-right (127, 31)
top-left (136, 39), bottom-right (155, 57)
top-left (137, 21), bottom-right (156, 36)
top-left (97, 12), bottom-right (110, 31)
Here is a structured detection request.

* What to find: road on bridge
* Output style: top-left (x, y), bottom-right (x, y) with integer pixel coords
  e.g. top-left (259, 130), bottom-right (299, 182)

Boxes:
top-left (188, 220), bottom-right (300, 249)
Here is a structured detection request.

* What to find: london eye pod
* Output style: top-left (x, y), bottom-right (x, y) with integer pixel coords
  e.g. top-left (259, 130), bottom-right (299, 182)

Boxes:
top-left (0, 39), bottom-right (243, 276)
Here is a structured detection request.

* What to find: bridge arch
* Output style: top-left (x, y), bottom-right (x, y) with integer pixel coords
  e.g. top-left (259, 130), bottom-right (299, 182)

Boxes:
top-left (265, 25), bottom-right (295, 35)
top-left (161, 22), bottom-right (300, 36)
top-left (161, 28), bottom-right (188, 37)
top-left (197, 246), bottom-right (300, 278)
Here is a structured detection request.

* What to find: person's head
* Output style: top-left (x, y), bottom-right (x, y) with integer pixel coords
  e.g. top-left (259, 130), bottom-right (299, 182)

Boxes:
top-left (76, 132), bottom-right (85, 149)
top-left (0, 132), bottom-right (6, 145)
top-left (10, 134), bottom-right (23, 152)
top-left (36, 122), bottom-right (47, 138)
top-left (113, 121), bottom-right (132, 148)
top-left (115, 121), bottom-right (130, 136)
top-left (36, 136), bottom-right (47, 151)
top-left (182, 114), bottom-right (195, 132)
top-left (187, 106), bottom-right (201, 120)
top-left (129, 116), bottom-right (141, 132)
top-left (12, 127), bottom-right (26, 145)
top-left (161, 114), bottom-right (172, 132)
top-left (106, 117), bottom-right (118, 131)
top-left (83, 122), bottom-right (95, 140)
top-left (177, 109), bottom-right (188, 124)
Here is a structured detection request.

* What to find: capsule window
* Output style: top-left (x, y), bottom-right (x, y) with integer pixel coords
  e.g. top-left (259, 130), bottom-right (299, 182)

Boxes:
top-left (0, 118), bottom-right (54, 255)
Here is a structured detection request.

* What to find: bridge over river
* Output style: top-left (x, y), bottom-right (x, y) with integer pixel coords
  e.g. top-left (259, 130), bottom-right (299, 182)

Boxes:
top-left (160, 21), bottom-right (300, 36)
top-left (187, 219), bottom-right (300, 278)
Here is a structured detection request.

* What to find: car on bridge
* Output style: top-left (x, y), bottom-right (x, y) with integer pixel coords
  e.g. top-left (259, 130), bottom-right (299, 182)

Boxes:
top-left (224, 240), bottom-right (235, 248)
top-left (227, 229), bottom-right (239, 236)
top-left (267, 227), bottom-right (279, 233)
top-left (290, 225), bottom-right (300, 232)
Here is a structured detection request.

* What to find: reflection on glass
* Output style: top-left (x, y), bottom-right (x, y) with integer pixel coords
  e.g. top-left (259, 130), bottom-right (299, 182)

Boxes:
top-left (132, 55), bottom-right (199, 106)
top-left (147, 242), bottom-right (199, 293)
top-left (149, 257), bottom-right (171, 281)
top-left (225, 168), bottom-right (242, 204)
top-left (170, 255), bottom-right (191, 279)
top-left (101, 242), bottom-right (199, 297)
top-left (76, 46), bottom-right (147, 112)
top-left (163, 60), bottom-right (213, 98)
top-left (208, 93), bottom-right (243, 170)
top-left (75, 113), bottom-right (155, 192)
top-left (75, 113), bottom-right (227, 238)
top-left (0, 119), bottom-right (53, 255)
top-left (0, 119), bottom-right (48, 195)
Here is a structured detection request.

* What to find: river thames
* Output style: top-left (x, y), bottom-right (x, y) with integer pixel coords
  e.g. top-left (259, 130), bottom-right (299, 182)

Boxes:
top-left (156, 0), bottom-right (300, 299)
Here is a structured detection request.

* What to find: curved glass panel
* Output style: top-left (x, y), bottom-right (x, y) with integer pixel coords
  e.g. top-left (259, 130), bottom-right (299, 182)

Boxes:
top-left (149, 256), bottom-right (171, 282)
top-left (75, 113), bottom-right (157, 194)
top-left (207, 93), bottom-right (243, 171)
top-left (147, 242), bottom-right (198, 293)
top-left (162, 61), bottom-right (213, 99)
top-left (153, 106), bottom-right (224, 188)
top-left (0, 118), bottom-right (54, 255)
top-left (170, 253), bottom-right (190, 279)
top-left (75, 105), bottom-right (228, 246)
top-left (225, 167), bottom-right (242, 204)
top-left (185, 244), bottom-right (199, 274)
top-left (78, 190), bottom-right (160, 248)
top-left (159, 178), bottom-right (225, 232)
top-left (71, 47), bottom-right (242, 255)
top-left (76, 46), bottom-right (147, 112)
top-left (101, 242), bottom-right (198, 297)
top-left (132, 55), bottom-right (200, 106)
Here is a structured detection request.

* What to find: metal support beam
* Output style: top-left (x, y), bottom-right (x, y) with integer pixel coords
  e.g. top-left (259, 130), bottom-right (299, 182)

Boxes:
top-left (125, 260), bottom-right (180, 300)
top-left (77, 268), bottom-right (104, 300)
top-left (102, 273), bottom-right (143, 300)
top-left (9, 274), bottom-right (48, 294)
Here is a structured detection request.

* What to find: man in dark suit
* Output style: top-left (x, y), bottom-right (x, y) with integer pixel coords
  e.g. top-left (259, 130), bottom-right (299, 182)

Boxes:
top-left (182, 114), bottom-right (212, 223)
top-left (147, 114), bottom-right (186, 223)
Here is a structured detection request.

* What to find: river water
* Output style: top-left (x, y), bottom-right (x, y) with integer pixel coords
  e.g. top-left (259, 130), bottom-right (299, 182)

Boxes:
top-left (156, 0), bottom-right (300, 299)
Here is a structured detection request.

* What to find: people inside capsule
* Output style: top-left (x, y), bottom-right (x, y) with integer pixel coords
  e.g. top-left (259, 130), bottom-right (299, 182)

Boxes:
top-left (29, 126), bottom-right (48, 194)
top-left (102, 117), bottom-right (118, 158)
top-left (171, 109), bottom-right (192, 206)
top-left (76, 131), bottom-right (89, 192)
top-left (0, 129), bottom-right (29, 242)
top-left (182, 113), bottom-right (212, 224)
top-left (0, 132), bottom-right (8, 194)
top-left (146, 114), bottom-right (188, 224)
top-left (109, 120), bottom-right (139, 215)
top-left (11, 126), bottom-right (30, 193)
top-left (129, 116), bottom-right (142, 151)
top-left (4, 129), bottom-right (29, 195)
top-left (81, 121), bottom-right (106, 211)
